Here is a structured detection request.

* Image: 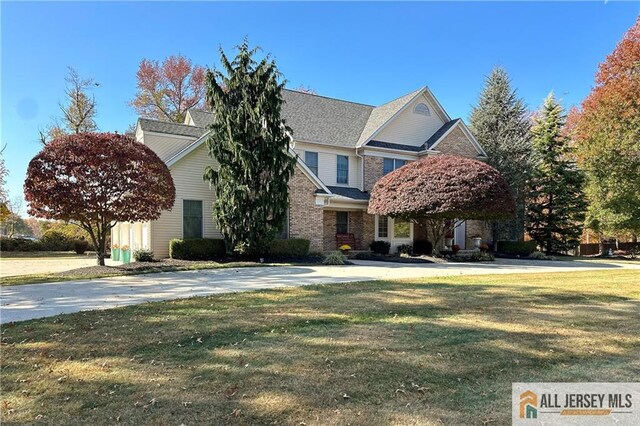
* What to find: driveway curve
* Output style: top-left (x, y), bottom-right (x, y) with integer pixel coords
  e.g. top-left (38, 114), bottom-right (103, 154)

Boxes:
top-left (1, 258), bottom-right (638, 324)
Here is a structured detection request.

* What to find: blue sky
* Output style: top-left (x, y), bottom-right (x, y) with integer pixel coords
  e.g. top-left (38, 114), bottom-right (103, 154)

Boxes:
top-left (1, 1), bottom-right (638, 215)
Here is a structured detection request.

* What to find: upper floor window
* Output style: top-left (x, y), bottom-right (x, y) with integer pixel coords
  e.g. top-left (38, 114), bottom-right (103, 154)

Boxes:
top-left (383, 158), bottom-right (407, 175)
top-left (336, 155), bottom-right (349, 184)
top-left (414, 103), bottom-right (431, 116)
top-left (305, 151), bottom-right (318, 176)
top-left (183, 200), bottom-right (203, 239)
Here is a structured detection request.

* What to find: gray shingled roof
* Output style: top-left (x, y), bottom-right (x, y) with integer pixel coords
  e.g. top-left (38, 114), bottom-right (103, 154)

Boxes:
top-left (281, 90), bottom-right (373, 148)
top-left (422, 118), bottom-right (461, 150)
top-left (141, 88), bottom-right (427, 150)
top-left (367, 140), bottom-right (423, 152)
top-left (138, 118), bottom-right (204, 138)
top-left (356, 88), bottom-right (424, 146)
top-left (316, 186), bottom-right (370, 201)
top-left (187, 109), bottom-right (214, 128)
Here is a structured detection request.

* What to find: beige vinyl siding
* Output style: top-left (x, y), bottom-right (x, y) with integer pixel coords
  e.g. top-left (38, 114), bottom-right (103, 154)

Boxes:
top-left (150, 143), bottom-right (221, 258)
top-left (294, 142), bottom-right (361, 188)
top-left (374, 95), bottom-right (445, 147)
top-left (142, 132), bottom-right (197, 162)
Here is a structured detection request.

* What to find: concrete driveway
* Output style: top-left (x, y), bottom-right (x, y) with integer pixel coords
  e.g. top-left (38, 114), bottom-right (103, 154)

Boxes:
top-left (1, 258), bottom-right (638, 324)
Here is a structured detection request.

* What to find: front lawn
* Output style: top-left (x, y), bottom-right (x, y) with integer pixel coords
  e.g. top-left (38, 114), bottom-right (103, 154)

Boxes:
top-left (1, 270), bottom-right (638, 424)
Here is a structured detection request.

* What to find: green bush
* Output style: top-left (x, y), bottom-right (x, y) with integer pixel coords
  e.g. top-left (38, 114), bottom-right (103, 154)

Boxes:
top-left (134, 249), bottom-right (155, 262)
top-left (169, 238), bottom-right (226, 260)
top-left (74, 239), bottom-right (90, 254)
top-left (0, 237), bottom-right (39, 252)
top-left (528, 251), bottom-right (555, 261)
top-left (496, 240), bottom-right (537, 256)
top-left (40, 230), bottom-right (74, 251)
top-left (397, 244), bottom-right (413, 255)
top-left (323, 250), bottom-right (347, 265)
top-left (413, 240), bottom-right (433, 255)
top-left (369, 240), bottom-right (391, 255)
top-left (269, 239), bottom-right (310, 257)
top-left (449, 251), bottom-right (495, 262)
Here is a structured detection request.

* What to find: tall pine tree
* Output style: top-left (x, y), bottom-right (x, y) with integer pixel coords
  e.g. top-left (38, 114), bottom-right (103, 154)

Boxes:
top-left (469, 67), bottom-right (533, 242)
top-left (204, 41), bottom-right (296, 255)
top-left (526, 93), bottom-right (587, 254)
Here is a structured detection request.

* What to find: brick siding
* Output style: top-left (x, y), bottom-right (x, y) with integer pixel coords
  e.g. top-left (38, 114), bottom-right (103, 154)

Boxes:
top-left (289, 168), bottom-right (323, 252)
top-left (434, 126), bottom-right (479, 158)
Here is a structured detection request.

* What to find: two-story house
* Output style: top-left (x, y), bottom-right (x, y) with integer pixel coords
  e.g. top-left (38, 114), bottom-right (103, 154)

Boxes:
top-left (111, 87), bottom-right (491, 258)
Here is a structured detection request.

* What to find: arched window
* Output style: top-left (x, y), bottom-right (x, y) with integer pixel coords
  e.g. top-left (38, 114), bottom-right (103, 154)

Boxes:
top-left (413, 103), bottom-right (431, 116)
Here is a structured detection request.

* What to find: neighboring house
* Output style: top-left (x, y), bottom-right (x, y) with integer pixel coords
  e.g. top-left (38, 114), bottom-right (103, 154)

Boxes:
top-left (112, 87), bottom-right (491, 258)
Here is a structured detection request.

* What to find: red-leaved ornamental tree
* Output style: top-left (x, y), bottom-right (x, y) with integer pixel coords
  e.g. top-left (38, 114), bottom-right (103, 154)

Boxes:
top-left (368, 155), bottom-right (515, 250)
top-left (130, 54), bottom-right (206, 123)
top-left (24, 133), bottom-right (176, 265)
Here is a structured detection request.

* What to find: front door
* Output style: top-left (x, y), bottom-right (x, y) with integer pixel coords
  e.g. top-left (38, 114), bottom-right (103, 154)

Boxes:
top-left (454, 220), bottom-right (466, 249)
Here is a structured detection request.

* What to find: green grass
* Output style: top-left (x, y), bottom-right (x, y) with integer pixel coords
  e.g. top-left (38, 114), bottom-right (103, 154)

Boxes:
top-left (1, 270), bottom-right (638, 425)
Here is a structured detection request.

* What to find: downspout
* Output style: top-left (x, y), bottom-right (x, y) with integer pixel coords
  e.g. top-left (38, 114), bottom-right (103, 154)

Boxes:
top-left (355, 147), bottom-right (364, 192)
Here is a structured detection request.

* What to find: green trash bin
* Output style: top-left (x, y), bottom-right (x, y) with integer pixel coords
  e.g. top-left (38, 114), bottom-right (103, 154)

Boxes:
top-left (112, 247), bottom-right (120, 261)
top-left (121, 248), bottom-right (131, 264)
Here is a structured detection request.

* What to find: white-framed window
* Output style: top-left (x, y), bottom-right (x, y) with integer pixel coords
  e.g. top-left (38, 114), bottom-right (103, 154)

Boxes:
top-left (183, 200), bottom-right (203, 239)
top-left (393, 219), bottom-right (410, 238)
top-left (375, 215), bottom-right (413, 241)
top-left (383, 158), bottom-right (408, 175)
top-left (336, 155), bottom-right (349, 184)
top-left (414, 103), bottom-right (431, 116)
top-left (377, 216), bottom-right (388, 238)
top-left (304, 151), bottom-right (318, 176)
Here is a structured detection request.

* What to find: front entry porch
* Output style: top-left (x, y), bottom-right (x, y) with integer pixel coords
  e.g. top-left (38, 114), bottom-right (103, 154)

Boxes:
top-left (322, 210), bottom-right (375, 251)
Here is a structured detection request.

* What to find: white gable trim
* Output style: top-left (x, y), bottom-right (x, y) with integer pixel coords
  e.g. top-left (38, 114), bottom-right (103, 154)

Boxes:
top-left (165, 131), bottom-right (211, 168)
top-left (425, 121), bottom-right (488, 158)
top-left (357, 87), bottom-right (452, 149)
top-left (294, 153), bottom-right (332, 193)
top-left (356, 89), bottom-right (425, 149)
top-left (424, 87), bottom-right (452, 123)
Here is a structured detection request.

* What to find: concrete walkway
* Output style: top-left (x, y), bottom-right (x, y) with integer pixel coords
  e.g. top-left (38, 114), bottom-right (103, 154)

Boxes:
top-left (1, 258), bottom-right (638, 324)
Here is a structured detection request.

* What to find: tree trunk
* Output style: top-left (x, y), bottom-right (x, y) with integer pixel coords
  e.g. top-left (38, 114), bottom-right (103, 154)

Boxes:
top-left (426, 219), bottom-right (445, 255)
top-left (96, 231), bottom-right (109, 266)
top-left (598, 233), bottom-right (605, 257)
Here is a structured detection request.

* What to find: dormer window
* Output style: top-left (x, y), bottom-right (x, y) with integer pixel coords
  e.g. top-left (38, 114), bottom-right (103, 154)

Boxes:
top-left (414, 103), bottom-right (431, 116)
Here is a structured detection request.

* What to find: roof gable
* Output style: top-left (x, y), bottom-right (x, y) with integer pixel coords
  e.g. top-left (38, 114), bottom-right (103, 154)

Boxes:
top-left (424, 120), bottom-right (487, 157)
top-left (356, 88), bottom-right (424, 147)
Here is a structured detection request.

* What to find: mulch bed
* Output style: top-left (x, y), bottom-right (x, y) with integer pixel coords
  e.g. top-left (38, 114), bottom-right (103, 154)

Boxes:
top-left (352, 252), bottom-right (436, 263)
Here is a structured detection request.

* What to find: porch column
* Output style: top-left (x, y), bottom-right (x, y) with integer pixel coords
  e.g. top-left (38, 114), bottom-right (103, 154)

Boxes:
top-left (121, 222), bottom-right (131, 249)
top-left (133, 222), bottom-right (143, 250)
top-left (111, 223), bottom-right (120, 249)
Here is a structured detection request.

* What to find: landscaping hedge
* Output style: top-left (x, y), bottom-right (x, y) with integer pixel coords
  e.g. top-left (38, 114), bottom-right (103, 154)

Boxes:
top-left (370, 240), bottom-right (391, 255)
top-left (496, 240), bottom-right (538, 256)
top-left (0, 237), bottom-right (39, 252)
top-left (0, 234), bottom-right (88, 252)
top-left (413, 239), bottom-right (433, 255)
top-left (269, 239), bottom-right (310, 257)
top-left (169, 238), bottom-right (226, 260)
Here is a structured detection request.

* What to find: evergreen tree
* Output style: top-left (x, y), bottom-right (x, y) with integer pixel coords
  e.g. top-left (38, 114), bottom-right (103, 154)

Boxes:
top-left (469, 67), bottom-right (533, 242)
top-left (526, 93), bottom-right (587, 254)
top-left (204, 41), bottom-right (296, 256)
